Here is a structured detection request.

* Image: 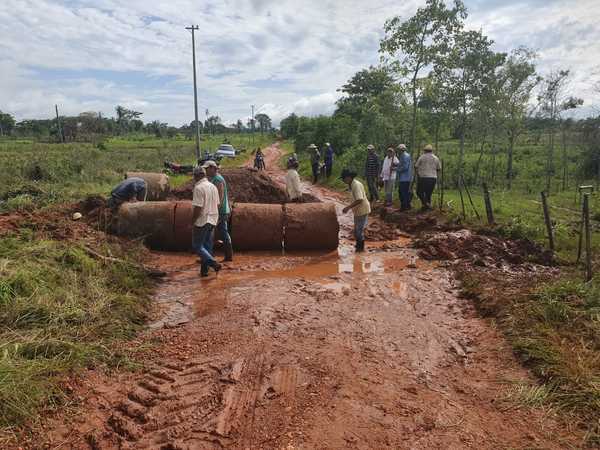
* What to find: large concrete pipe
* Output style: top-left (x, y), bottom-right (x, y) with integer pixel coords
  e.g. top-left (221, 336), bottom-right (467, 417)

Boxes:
top-left (115, 201), bottom-right (176, 250)
top-left (231, 203), bottom-right (284, 251)
top-left (126, 172), bottom-right (170, 201)
top-left (172, 202), bottom-right (194, 251)
top-left (284, 203), bottom-right (339, 251)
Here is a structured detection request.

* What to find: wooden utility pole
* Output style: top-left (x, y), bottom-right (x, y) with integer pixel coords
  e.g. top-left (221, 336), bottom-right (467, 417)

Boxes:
top-left (541, 191), bottom-right (555, 253)
top-left (583, 193), bottom-right (593, 281)
top-left (186, 25), bottom-right (201, 162)
top-left (55, 104), bottom-right (64, 143)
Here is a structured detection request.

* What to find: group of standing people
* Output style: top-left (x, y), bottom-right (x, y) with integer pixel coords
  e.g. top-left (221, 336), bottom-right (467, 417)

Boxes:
top-left (308, 143), bottom-right (335, 184)
top-left (341, 143), bottom-right (441, 253)
top-left (363, 143), bottom-right (441, 211)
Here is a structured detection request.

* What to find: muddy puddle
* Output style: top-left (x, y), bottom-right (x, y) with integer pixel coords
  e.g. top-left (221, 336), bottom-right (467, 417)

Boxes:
top-left (150, 240), bottom-right (434, 329)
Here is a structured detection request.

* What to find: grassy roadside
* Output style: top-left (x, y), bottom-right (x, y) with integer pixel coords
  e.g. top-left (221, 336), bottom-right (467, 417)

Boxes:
top-left (460, 270), bottom-right (600, 444)
top-left (0, 223), bottom-right (153, 432)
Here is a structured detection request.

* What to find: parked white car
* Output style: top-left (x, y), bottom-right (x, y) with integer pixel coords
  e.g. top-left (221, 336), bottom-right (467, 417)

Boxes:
top-left (215, 144), bottom-right (237, 158)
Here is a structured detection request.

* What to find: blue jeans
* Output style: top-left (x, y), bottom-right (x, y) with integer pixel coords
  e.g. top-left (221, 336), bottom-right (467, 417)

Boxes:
top-left (354, 215), bottom-right (368, 242)
top-left (192, 224), bottom-right (216, 269)
top-left (217, 214), bottom-right (231, 246)
top-left (398, 181), bottom-right (412, 210)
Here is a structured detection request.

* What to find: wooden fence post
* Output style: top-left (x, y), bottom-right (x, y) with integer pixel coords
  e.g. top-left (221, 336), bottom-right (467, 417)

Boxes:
top-left (458, 179), bottom-right (466, 219)
top-left (583, 193), bottom-right (593, 281)
top-left (482, 183), bottom-right (494, 225)
top-left (439, 158), bottom-right (444, 210)
top-left (541, 191), bottom-right (554, 253)
top-left (462, 177), bottom-right (481, 221)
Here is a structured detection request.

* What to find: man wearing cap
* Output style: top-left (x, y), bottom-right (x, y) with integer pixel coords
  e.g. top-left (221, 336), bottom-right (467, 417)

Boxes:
top-left (192, 166), bottom-right (222, 277)
top-left (364, 144), bottom-right (380, 203)
top-left (108, 177), bottom-right (147, 210)
top-left (204, 160), bottom-right (233, 262)
top-left (415, 144), bottom-right (441, 211)
top-left (285, 158), bottom-right (303, 202)
top-left (396, 144), bottom-right (413, 211)
top-left (380, 147), bottom-right (399, 207)
top-left (341, 168), bottom-right (371, 252)
top-left (324, 142), bottom-right (334, 178)
top-left (309, 144), bottom-right (321, 184)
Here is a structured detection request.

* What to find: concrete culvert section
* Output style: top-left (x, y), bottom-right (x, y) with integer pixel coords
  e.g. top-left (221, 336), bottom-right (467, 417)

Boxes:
top-left (115, 201), bottom-right (176, 250)
top-left (126, 172), bottom-right (170, 201)
top-left (231, 203), bottom-right (284, 251)
top-left (284, 203), bottom-right (339, 251)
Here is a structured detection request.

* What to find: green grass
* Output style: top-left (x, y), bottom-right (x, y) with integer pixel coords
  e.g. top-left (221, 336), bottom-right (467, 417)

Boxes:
top-left (461, 272), bottom-right (600, 444)
top-left (0, 229), bottom-right (152, 429)
top-left (0, 133), bottom-right (274, 213)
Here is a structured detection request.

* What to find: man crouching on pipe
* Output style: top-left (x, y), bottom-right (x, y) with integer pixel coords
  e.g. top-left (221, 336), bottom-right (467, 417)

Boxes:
top-left (192, 166), bottom-right (222, 277)
top-left (341, 168), bottom-right (371, 253)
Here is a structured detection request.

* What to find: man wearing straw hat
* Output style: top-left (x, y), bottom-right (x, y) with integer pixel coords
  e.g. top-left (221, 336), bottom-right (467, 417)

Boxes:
top-left (414, 144), bottom-right (441, 211)
top-left (308, 144), bottom-right (321, 184)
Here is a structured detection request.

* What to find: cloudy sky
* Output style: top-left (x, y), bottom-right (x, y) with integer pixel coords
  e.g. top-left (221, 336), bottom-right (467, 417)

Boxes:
top-left (1, 0), bottom-right (599, 126)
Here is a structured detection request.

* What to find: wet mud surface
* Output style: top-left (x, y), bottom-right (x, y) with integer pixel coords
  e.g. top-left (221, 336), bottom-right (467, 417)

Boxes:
top-left (23, 144), bottom-right (582, 449)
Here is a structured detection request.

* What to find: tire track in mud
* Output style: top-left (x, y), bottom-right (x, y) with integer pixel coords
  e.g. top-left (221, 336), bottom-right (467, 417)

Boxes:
top-left (91, 352), bottom-right (301, 450)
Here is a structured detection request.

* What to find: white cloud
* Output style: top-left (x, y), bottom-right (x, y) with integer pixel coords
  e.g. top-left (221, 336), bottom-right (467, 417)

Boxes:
top-left (0, 0), bottom-right (599, 126)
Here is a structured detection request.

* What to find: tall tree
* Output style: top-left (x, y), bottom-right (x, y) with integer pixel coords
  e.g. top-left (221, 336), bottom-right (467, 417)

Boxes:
top-left (335, 66), bottom-right (395, 122)
top-left (537, 70), bottom-right (583, 192)
top-left (380, 0), bottom-right (466, 154)
top-left (498, 47), bottom-right (539, 189)
top-left (115, 105), bottom-right (142, 134)
top-left (0, 111), bottom-right (16, 136)
top-left (255, 113), bottom-right (272, 134)
top-left (280, 113), bottom-right (300, 139)
top-left (434, 29), bottom-right (506, 182)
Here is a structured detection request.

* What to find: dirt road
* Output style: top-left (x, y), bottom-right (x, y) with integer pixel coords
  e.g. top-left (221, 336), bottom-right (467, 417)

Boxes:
top-left (38, 144), bottom-right (575, 449)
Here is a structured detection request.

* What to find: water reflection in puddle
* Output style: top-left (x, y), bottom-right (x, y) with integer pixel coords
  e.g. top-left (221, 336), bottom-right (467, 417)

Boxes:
top-left (151, 245), bottom-right (433, 327)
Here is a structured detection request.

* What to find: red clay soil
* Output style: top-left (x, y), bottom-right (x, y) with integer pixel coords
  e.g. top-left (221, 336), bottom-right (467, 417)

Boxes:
top-left (171, 168), bottom-right (289, 204)
top-left (415, 229), bottom-right (554, 268)
top-left (5, 144), bottom-right (586, 449)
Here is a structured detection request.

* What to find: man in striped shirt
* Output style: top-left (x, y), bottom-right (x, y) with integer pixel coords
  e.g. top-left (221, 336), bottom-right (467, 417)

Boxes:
top-left (364, 144), bottom-right (380, 203)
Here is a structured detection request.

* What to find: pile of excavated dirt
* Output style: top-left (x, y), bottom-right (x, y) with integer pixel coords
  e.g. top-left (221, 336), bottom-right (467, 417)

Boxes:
top-left (170, 168), bottom-right (320, 204)
top-left (363, 220), bottom-right (407, 241)
top-left (379, 207), bottom-right (460, 234)
top-left (415, 229), bottom-right (554, 268)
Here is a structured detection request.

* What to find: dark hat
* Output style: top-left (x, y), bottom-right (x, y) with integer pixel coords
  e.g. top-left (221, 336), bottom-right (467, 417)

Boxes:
top-left (340, 168), bottom-right (357, 179)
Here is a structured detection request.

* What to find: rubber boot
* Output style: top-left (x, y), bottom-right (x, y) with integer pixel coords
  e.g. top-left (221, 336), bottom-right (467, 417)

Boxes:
top-left (223, 242), bottom-right (233, 262)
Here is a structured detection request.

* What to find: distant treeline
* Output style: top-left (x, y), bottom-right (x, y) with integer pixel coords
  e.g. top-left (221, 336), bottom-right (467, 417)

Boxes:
top-left (0, 106), bottom-right (274, 143)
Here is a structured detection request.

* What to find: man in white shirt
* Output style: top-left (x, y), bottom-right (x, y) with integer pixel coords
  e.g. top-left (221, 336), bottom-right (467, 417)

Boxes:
top-left (380, 147), bottom-right (399, 207)
top-left (192, 166), bottom-right (221, 277)
top-left (414, 144), bottom-right (442, 211)
top-left (285, 158), bottom-right (303, 202)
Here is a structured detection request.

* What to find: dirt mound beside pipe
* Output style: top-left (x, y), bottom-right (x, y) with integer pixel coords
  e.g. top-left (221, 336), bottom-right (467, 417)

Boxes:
top-left (284, 203), bottom-right (339, 251)
top-left (171, 168), bottom-right (287, 204)
top-left (170, 168), bottom-right (321, 204)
